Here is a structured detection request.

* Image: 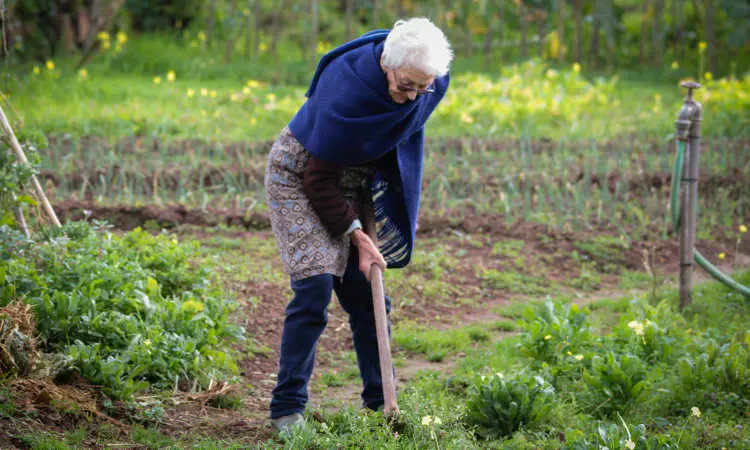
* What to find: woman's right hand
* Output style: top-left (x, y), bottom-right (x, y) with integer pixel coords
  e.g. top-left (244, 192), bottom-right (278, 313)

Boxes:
top-left (350, 229), bottom-right (387, 281)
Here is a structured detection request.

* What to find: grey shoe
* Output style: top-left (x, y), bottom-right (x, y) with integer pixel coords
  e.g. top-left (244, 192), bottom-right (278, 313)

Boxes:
top-left (271, 412), bottom-right (304, 432)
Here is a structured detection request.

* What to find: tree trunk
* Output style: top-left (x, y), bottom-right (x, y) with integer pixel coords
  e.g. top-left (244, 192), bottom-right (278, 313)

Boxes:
top-left (311, 0), bottom-right (318, 64)
top-left (76, 0), bottom-right (127, 69)
top-left (538, 12), bottom-right (547, 58)
top-left (483, 14), bottom-right (495, 69)
top-left (60, 13), bottom-right (76, 53)
top-left (269, 0), bottom-right (292, 55)
top-left (590, 1), bottom-right (599, 69)
top-left (254, 0), bottom-right (261, 56)
top-left (245, 0), bottom-right (253, 57)
top-left (651, 0), bottom-right (664, 67)
top-left (520, 4), bottom-right (528, 59)
top-left (224, 0), bottom-right (239, 64)
top-left (206, 1), bottom-right (215, 48)
top-left (574, 0), bottom-right (583, 64)
top-left (346, 0), bottom-right (354, 40)
top-left (639, 0), bottom-right (649, 66)
top-left (705, 0), bottom-right (716, 74)
top-left (557, 0), bottom-right (565, 63)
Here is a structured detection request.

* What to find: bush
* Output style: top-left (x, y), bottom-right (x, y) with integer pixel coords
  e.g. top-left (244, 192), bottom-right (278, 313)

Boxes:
top-left (565, 420), bottom-right (679, 450)
top-left (518, 300), bottom-right (596, 366)
top-left (582, 351), bottom-right (648, 417)
top-left (464, 372), bottom-right (554, 439)
top-left (0, 221), bottom-right (244, 399)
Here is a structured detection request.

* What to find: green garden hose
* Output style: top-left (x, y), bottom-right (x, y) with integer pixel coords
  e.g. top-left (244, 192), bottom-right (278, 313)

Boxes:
top-left (671, 140), bottom-right (750, 297)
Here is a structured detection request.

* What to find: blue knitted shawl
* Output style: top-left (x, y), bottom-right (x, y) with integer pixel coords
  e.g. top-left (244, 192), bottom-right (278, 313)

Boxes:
top-left (288, 30), bottom-right (449, 268)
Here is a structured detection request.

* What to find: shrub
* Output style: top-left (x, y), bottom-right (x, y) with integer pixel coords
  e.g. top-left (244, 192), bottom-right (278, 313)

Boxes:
top-left (582, 351), bottom-right (648, 417)
top-left (464, 372), bottom-right (554, 439)
top-left (518, 301), bottom-right (596, 366)
top-left (565, 419), bottom-right (679, 450)
top-left (0, 221), bottom-right (244, 399)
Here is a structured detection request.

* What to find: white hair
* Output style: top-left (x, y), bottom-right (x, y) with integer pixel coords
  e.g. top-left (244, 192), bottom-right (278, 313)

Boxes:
top-left (382, 18), bottom-right (453, 77)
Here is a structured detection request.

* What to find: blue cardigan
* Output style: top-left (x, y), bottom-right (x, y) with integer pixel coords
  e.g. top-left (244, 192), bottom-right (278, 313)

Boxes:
top-left (288, 30), bottom-right (449, 267)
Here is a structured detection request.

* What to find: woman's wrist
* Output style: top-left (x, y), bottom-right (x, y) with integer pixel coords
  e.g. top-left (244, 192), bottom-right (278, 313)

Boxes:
top-left (350, 229), bottom-right (368, 247)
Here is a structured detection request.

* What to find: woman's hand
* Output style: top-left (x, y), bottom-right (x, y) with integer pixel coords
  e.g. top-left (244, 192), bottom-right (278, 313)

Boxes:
top-left (350, 229), bottom-right (387, 281)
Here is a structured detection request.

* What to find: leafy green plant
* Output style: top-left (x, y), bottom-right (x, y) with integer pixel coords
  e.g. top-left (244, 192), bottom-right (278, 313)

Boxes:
top-left (0, 221), bottom-right (244, 399)
top-left (464, 372), bottom-right (554, 439)
top-left (583, 352), bottom-right (648, 417)
top-left (565, 417), bottom-right (679, 450)
top-left (518, 301), bottom-right (596, 366)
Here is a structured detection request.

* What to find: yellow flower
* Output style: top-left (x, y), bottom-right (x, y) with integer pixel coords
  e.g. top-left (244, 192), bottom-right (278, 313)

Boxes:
top-left (78, 68), bottom-right (88, 79)
top-left (45, 60), bottom-right (55, 70)
top-left (718, 252), bottom-right (726, 260)
top-left (243, 8), bottom-right (250, 16)
top-left (259, 42), bottom-right (267, 52)
top-left (544, 335), bottom-right (552, 341)
top-left (116, 31), bottom-right (128, 44)
top-left (210, 90), bottom-right (217, 98)
top-left (628, 321), bottom-right (644, 336)
top-left (167, 70), bottom-right (176, 82)
top-left (186, 88), bottom-right (195, 97)
top-left (32, 66), bottom-right (41, 75)
top-left (691, 406), bottom-right (701, 417)
top-left (698, 41), bottom-right (707, 51)
top-left (671, 61), bottom-right (679, 70)
top-left (704, 72), bottom-right (713, 81)
top-left (190, 40), bottom-right (198, 48)
top-left (250, 117), bottom-right (257, 126)
top-left (102, 40), bottom-right (111, 50)
top-left (739, 225), bottom-right (747, 233)
top-left (200, 88), bottom-right (208, 97)
top-left (573, 62), bottom-right (581, 73)
top-left (546, 68), bottom-right (557, 79)
top-left (242, 86), bottom-right (251, 95)
top-left (460, 112), bottom-right (474, 124)
top-left (574, 354), bottom-right (584, 361)
top-left (247, 79), bottom-right (260, 88)
top-left (566, 351), bottom-right (572, 356)
top-left (97, 31), bottom-right (110, 41)
top-left (421, 416), bottom-right (433, 426)
top-left (198, 31), bottom-right (206, 41)
top-left (153, 76), bottom-right (162, 84)
top-left (144, 339), bottom-right (152, 346)
top-left (181, 299), bottom-right (205, 315)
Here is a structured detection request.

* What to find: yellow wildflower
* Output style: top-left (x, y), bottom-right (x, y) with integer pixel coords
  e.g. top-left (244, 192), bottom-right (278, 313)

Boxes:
top-left (153, 76), bottom-right (162, 84)
top-left (102, 40), bottom-right (111, 50)
top-left (740, 225), bottom-right (747, 233)
top-left (78, 68), bottom-right (88, 79)
top-left (198, 31), bottom-right (206, 41)
top-left (250, 118), bottom-right (257, 126)
top-left (116, 31), bottom-right (128, 44)
top-left (718, 252), bottom-right (726, 260)
top-left (671, 61), bottom-right (679, 70)
top-left (200, 88), bottom-right (208, 97)
top-left (242, 86), bottom-right (251, 95)
top-left (546, 68), bottom-right (557, 79)
top-left (186, 88), bottom-right (195, 97)
top-left (181, 299), bottom-right (205, 315)
top-left (33, 66), bottom-right (41, 75)
top-left (691, 406), bottom-right (701, 417)
top-left (628, 321), bottom-right (644, 336)
top-left (460, 112), bottom-right (474, 124)
top-left (167, 70), bottom-right (176, 82)
top-left (210, 90), bottom-right (217, 98)
top-left (45, 60), bottom-right (55, 70)
top-left (247, 79), bottom-right (260, 88)
top-left (698, 41), bottom-right (707, 51)
top-left (259, 42), bottom-right (267, 52)
top-left (573, 62), bottom-right (581, 73)
top-left (97, 31), bottom-right (110, 41)
top-left (421, 416), bottom-right (433, 426)
top-left (544, 335), bottom-right (552, 341)
top-left (574, 354), bottom-right (584, 361)
top-left (704, 72), bottom-right (713, 81)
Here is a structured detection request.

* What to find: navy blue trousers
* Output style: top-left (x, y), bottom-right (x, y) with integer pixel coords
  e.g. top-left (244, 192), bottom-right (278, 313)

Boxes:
top-left (270, 248), bottom-right (393, 418)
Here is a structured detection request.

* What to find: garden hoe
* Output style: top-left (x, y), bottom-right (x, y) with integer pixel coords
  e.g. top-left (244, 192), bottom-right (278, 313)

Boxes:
top-left (363, 196), bottom-right (400, 419)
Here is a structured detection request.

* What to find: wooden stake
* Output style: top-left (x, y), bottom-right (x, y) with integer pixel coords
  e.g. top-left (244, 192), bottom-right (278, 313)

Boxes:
top-left (0, 105), bottom-right (61, 227)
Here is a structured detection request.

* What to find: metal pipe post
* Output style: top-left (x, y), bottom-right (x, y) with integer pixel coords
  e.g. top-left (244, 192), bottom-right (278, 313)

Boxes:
top-left (675, 81), bottom-right (702, 310)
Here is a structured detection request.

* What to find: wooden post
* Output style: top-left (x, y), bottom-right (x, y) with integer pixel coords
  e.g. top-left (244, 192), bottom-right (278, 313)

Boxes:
top-left (676, 81), bottom-right (702, 310)
top-left (0, 105), bottom-right (61, 227)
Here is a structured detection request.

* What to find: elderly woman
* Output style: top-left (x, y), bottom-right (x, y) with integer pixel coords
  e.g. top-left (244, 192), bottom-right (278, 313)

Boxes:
top-left (265, 17), bottom-right (452, 429)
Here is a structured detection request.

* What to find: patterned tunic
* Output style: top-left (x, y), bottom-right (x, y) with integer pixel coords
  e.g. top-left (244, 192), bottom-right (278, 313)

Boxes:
top-left (265, 126), bottom-right (375, 280)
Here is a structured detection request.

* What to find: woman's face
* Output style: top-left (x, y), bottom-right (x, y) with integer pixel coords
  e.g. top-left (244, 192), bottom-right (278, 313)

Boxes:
top-left (381, 60), bottom-right (435, 104)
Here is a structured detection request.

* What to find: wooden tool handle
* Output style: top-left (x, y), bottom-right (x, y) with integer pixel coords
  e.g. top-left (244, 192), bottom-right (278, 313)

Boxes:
top-left (363, 200), bottom-right (399, 416)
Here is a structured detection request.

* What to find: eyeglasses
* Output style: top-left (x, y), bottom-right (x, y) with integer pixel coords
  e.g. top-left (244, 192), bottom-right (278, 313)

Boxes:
top-left (393, 71), bottom-right (435, 95)
top-left (396, 83), bottom-right (435, 95)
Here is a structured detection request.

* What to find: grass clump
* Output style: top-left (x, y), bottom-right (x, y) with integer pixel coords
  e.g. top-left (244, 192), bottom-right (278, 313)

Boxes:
top-left (0, 221), bottom-right (244, 399)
